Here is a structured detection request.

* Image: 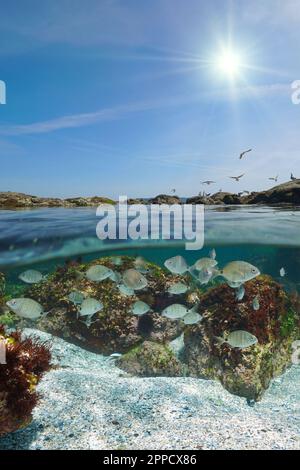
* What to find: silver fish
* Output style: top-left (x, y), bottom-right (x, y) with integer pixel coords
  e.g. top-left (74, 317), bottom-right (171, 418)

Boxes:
top-left (78, 298), bottom-right (103, 317)
top-left (109, 271), bottom-right (122, 283)
top-left (221, 261), bottom-right (260, 287)
top-left (6, 298), bottom-right (44, 320)
top-left (162, 303), bottom-right (189, 320)
top-left (131, 300), bottom-right (151, 316)
top-left (235, 285), bottom-right (245, 301)
top-left (252, 295), bottom-right (260, 311)
top-left (189, 266), bottom-right (215, 285)
top-left (209, 249), bottom-right (217, 260)
top-left (123, 269), bottom-right (148, 290)
top-left (18, 269), bottom-right (44, 284)
top-left (110, 353), bottom-right (122, 358)
top-left (167, 282), bottom-right (188, 295)
top-left (86, 265), bottom-right (113, 282)
top-left (183, 306), bottom-right (202, 325)
top-left (111, 256), bottom-right (123, 266)
top-left (134, 256), bottom-right (150, 274)
top-left (217, 330), bottom-right (258, 349)
top-left (118, 284), bottom-right (135, 296)
top-left (68, 291), bottom-right (85, 305)
top-left (193, 258), bottom-right (217, 271)
top-left (280, 267), bottom-right (286, 277)
top-left (164, 256), bottom-right (188, 274)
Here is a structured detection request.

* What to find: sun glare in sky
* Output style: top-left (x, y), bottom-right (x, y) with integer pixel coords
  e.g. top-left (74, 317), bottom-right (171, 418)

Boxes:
top-left (215, 48), bottom-right (244, 78)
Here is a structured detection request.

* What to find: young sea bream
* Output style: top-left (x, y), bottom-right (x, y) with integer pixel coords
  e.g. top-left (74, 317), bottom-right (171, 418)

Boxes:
top-left (118, 284), bottom-right (135, 296)
top-left (219, 261), bottom-right (260, 288)
top-left (131, 300), bottom-right (151, 316)
top-left (164, 256), bottom-right (188, 274)
top-left (78, 298), bottom-right (103, 318)
top-left (111, 256), bottom-right (123, 266)
top-left (183, 306), bottom-right (202, 325)
top-left (6, 298), bottom-right (44, 320)
top-left (235, 285), bottom-right (245, 301)
top-left (122, 269), bottom-right (148, 290)
top-left (162, 304), bottom-right (202, 324)
top-left (193, 257), bottom-right (218, 271)
top-left (109, 271), bottom-right (122, 283)
top-left (216, 330), bottom-right (258, 349)
top-left (134, 256), bottom-right (150, 274)
top-left (162, 303), bottom-right (189, 319)
top-left (68, 291), bottom-right (85, 305)
top-left (167, 282), bottom-right (188, 295)
top-left (86, 265), bottom-right (113, 282)
top-left (18, 269), bottom-right (45, 284)
top-left (280, 267), bottom-right (286, 277)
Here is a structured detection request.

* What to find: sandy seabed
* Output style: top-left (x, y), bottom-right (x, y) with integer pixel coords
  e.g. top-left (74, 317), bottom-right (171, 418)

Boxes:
top-left (0, 329), bottom-right (299, 450)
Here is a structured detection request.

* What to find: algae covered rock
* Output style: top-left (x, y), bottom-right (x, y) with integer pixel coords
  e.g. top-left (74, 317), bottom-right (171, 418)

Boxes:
top-left (0, 326), bottom-right (51, 436)
top-left (116, 340), bottom-right (184, 377)
top-left (26, 256), bottom-right (197, 354)
top-left (183, 275), bottom-right (300, 401)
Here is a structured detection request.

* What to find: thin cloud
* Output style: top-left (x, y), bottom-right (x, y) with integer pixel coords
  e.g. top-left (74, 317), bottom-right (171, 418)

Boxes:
top-left (0, 83), bottom-right (290, 136)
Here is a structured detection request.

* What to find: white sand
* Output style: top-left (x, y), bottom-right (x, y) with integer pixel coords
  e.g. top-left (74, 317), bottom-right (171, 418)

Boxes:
top-left (0, 329), bottom-right (299, 450)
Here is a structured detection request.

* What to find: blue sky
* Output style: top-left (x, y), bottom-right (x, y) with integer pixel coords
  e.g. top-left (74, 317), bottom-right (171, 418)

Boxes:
top-left (0, 0), bottom-right (299, 198)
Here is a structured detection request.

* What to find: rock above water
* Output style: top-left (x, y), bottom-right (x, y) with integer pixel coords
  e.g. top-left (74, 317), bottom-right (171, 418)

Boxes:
top-left (186, 192), bottom-right (243, 205)
top-left (1, 180), bottom-right (300, 207)
top-left (246, 180), bottom-right (300, 205)
top-left (148, 194), bottom-right (181, 205)
top-left (0, 192), bottom-right (115, 208)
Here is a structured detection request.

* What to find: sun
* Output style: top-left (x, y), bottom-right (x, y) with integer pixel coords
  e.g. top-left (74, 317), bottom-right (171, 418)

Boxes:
top-left (216, 49), bottom-right (243, 78)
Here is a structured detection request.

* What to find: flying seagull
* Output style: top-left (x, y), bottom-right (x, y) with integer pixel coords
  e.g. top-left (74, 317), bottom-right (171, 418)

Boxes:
top-left (171, 189), bottom-right (176, 193)
top-left (269, 175), bottom-right (278, 182)
top-left (291, 173), bottom-right (297, 181)
top-left (239, 149), bottom-right (252, 160)
top-left (201, 180), bottom-right (216, 185)
top-left (229, 174), bottom-right (245, 182)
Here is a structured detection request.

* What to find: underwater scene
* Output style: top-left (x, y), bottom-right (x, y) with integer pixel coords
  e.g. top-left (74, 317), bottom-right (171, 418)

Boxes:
top-left (0, 205), bottom-right (300, 450)
top-left (1, 0), bottom-right (300, 455)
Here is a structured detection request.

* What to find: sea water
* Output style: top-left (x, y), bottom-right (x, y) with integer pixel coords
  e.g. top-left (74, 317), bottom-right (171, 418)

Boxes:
top-left (1, 205), bottom-right (300, 285)
top-left (0, 205), bottom-right (300, 449)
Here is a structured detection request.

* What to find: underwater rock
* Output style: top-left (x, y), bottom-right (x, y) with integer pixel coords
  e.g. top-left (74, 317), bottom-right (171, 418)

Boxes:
top-left (0, 272), bottom-right (5, 297)
top-left (0, 273), bottom-right (16, 327)
top-left (25, 257), bottom-right (194, 354)
top-left (0, 326), bottom-right (51, 437)
top-left (183, 275), bottom-right (300, 401)
top-left (116, 340), bottom-right (185, 377)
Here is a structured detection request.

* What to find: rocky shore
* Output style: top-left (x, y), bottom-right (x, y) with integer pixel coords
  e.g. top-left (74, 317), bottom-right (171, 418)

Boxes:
top-left (1, 180), bottom-right (300, 208)
top-left (0, 192), bottom-right (115, 208)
